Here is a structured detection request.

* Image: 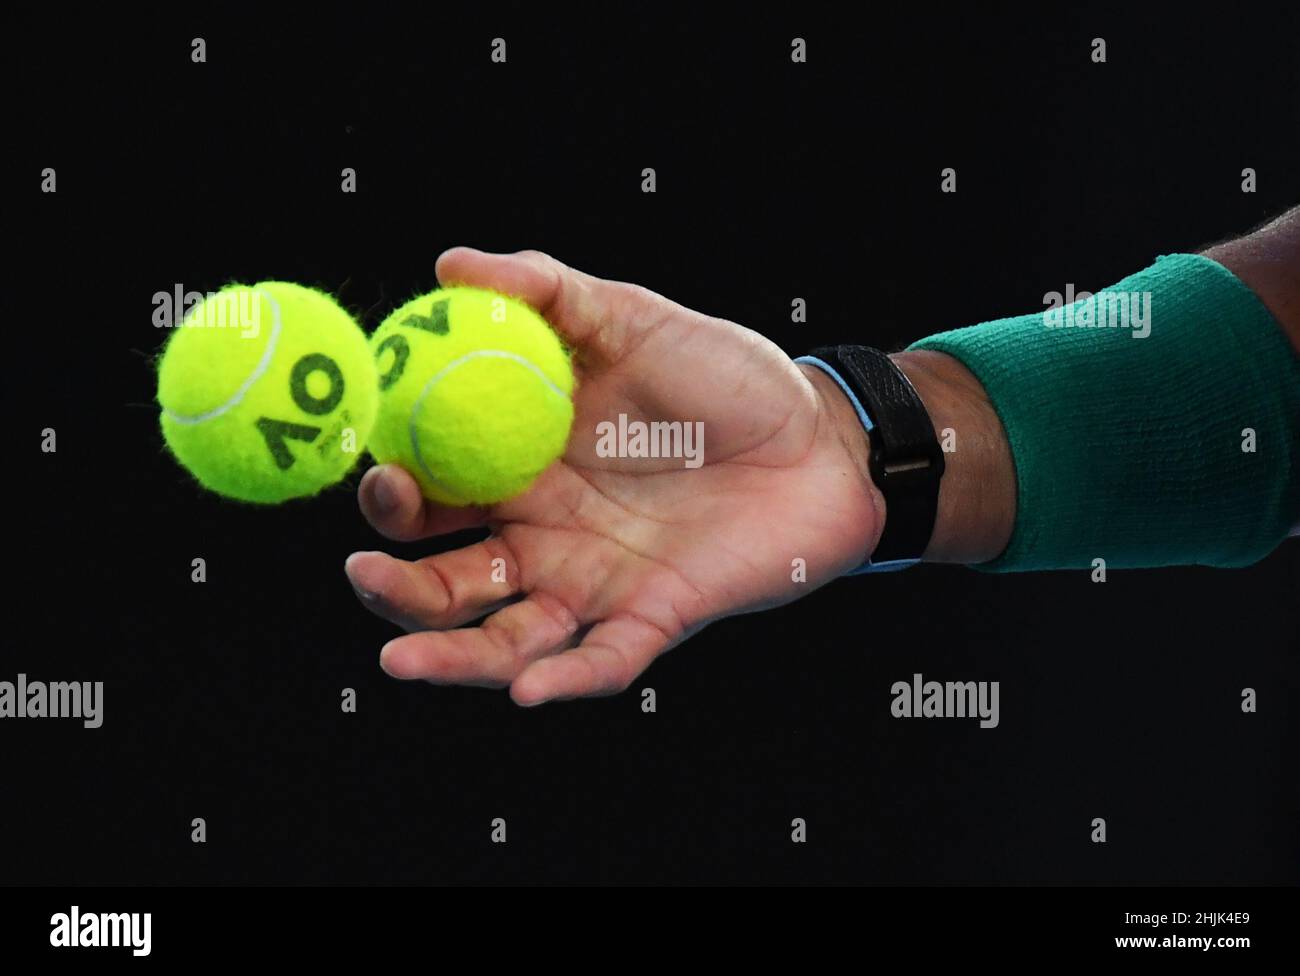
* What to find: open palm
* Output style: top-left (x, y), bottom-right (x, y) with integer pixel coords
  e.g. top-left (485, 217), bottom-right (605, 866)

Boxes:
top-left (346, 248), bottom-right (880, 704)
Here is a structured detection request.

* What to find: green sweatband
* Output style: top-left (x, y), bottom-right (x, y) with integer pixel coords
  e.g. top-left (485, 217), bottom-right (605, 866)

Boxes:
top-left (910, 253), bottom-right (1300, 571)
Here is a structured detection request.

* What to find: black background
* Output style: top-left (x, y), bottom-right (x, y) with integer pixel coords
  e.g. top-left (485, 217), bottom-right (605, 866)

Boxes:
top-left (9, 8), bottom-right (1299, 885)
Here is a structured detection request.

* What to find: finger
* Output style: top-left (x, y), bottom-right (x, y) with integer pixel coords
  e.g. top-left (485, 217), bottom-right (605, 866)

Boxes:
top-left (509, 614), bottom-right (672, 706)
top-left (378, 592), bottom-right (582, 687)
top-left (358, 464), bottom-right (487, 541)
top-left (345, 537), bottom-right (520, 632)
top-left (434, 247), bottom-right (660, 366)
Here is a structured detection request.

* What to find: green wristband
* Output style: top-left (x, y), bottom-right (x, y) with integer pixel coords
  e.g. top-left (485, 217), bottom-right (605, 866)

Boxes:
top-left (910, 253), bottom-right (1300, 571)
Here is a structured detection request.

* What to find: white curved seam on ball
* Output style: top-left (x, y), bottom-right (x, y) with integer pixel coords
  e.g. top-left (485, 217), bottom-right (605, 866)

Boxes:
top-left (409, 349), bottom-right (568, 489)
top-left (162, 289), bottom-right (283, 425)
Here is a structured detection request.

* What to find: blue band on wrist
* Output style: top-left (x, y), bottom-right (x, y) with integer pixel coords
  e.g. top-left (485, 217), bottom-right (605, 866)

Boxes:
top-left (796, 355), bottom-right (876, 432)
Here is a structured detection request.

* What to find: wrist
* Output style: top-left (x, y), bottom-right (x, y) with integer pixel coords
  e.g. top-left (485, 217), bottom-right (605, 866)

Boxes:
top-left (890, 350), bottom-right (1015, 564)
top-left (798, 361), bottom-right (887, 550)
top-left (799, 350), bottom-right (1016, 568)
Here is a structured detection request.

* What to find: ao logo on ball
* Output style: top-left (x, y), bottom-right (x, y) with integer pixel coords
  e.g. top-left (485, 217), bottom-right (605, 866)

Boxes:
top-left (373, 297), bottom-right (452, 391)
top-left (255, 352), bottom-right (347, 470)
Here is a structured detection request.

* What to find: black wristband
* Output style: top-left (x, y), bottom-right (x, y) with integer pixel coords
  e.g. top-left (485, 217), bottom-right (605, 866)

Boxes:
top-left (805, 346), bottom-right (945, 564)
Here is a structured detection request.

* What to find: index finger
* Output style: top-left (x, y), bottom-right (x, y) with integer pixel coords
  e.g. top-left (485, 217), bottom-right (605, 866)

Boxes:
top-left (434, 246), bottom-right (657, 367)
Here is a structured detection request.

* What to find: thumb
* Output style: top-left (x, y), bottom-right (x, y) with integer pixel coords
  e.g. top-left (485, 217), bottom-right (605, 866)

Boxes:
top-left (433, 247), bottom-right (658, 367)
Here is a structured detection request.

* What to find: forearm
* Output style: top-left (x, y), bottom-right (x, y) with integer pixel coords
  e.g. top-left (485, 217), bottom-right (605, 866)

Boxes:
top-left (1202, 206), bottom-right (1300, 360)
top-left (891, 351), bottom-right (1015, 563)
top-left (1204, 207), bottom-right (1300, 535)
top-left (810, 210), bottom-right (1300, 568)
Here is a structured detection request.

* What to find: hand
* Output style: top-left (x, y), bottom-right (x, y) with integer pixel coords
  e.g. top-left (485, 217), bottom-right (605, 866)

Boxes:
top-left (346, 248), bottom-right (882, 705)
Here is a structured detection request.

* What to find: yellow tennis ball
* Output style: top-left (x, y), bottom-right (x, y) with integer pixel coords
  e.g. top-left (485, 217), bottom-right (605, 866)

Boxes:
top-left (369, 286), bottom-right (575, 505)
top-left (157, 282), bottom-right (378, 503)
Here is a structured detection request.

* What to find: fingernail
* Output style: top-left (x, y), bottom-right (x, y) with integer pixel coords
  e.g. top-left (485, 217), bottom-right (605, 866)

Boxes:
top-left (372, 471), bottom-right (399, 513)
top-left (344, 552), bottom-right (380, 602)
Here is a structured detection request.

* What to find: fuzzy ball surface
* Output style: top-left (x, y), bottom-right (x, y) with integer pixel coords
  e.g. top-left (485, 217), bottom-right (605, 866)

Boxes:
top-left (369, 286), bottom-right (575, 506)
top-left (158, 282), bottom-right (378, 503)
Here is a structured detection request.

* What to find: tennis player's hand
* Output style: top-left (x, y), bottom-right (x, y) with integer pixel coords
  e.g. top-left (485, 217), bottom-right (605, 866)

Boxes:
top-left (346, 248), bottom-right (881, 704)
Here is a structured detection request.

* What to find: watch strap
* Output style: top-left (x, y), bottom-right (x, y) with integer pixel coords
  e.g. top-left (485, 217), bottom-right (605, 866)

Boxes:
top-left (800, 346), bottom-right (945, 567)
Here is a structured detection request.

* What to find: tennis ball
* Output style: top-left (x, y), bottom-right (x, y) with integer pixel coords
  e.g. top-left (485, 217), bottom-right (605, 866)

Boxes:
top-left (157, 282), bottom-right (378, 503)
top-left (369, 286), bottom-right (575, 506)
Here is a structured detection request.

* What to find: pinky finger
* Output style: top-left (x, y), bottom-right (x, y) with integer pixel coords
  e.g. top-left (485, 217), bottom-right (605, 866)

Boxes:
top-left (509, 614), bottom-right (673, 706)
